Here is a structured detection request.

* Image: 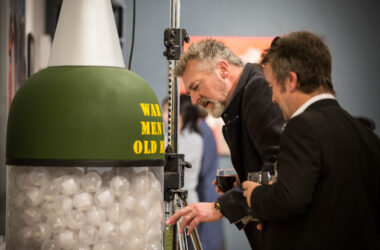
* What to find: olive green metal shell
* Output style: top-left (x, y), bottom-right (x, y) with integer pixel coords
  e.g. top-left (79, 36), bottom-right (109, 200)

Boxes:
top-left (6, 66), bottom-right (164, 166)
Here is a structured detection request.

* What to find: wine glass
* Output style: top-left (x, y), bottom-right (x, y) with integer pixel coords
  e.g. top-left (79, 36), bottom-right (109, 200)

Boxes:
top-left (216, 168), bottom-right (237, 192)
top-left (247, 171), bottom-right (273, 185)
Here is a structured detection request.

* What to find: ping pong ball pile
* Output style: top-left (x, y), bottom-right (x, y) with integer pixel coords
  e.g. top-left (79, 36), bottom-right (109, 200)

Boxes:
top-left (7, 167), bottom-right (163, 250)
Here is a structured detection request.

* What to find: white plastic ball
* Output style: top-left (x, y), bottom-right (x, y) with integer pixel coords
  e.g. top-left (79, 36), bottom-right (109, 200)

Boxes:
top-left (60, 175), bottom-right (81, 195)
top-left (120, 193), bottom-right (138, 211)
top-left (110, 175), bottom-right (130, 197)
top-left (94, 187), bottom-right (115, 208)
top-left (14, 192), bottom-right (25, 207)
top-left (24, 186), bottom-right (44, 206)
top-left (29, 167), bottom-right (49, 186)
top-left (31, 222), bottom-right (52, 243)
top-left (73, 192), bottom-right (93, 211)
top-left (22, 207), bottom-right (42, 226)
top-left (131, 171), bottom-right (151, 195)
top-left (99, 221), bottom-right (119, 241)
top-left (17, 172), bottom-right (33, 191)
top-left (146, 240), bottom-right (162, 250)
top-left (93, 242), bottom-right (112, 250)
top-left (18, 226), bottom-right (34, 245)
top-left (40, 201), bottom-right (56, 219)
top-left (81, 171), bottom-right (102, 192)
top-left (107, 202), bottom-right (126, 223)
top-left (146, 202), bottom-right (164, 226)
top-left (126, 233), bottom-right (144, 250)
top-left (78, 225), bottom-right (99, 245)
top-left (66, 209), bottom-right (87, 230)
top-left (41, 239), bottom-right (60, 250)
top-left (112, 238), bottom-right (129, 249)
top-left (119, 217), bottom-right (134, 236)
top-left (54, 229), bottom-right (78, 249)
top-left (41, 179), bottom-right (60, 201)
top-left (101, 170), bottom-right (114, 186)
top-left (52, 195), bottom-right (73, 215)
top-left (145, 224), bottom-right (161, 243)
top-left (50, 168), bottom-right (67, 182)
top-left (136, 216), bottom-right (150, 234)
top-left (150, 177), bottom-right (162, 191)
top-left (137, 196), bottom-right (151, 215)
top-left (86, 206), bottom-right (106, 227)
top-left (69, 167), bottom-right (85, 178)
top-left (72, 245), bottom-right (91, 250)
top-left (47, 215), bottom-right (66, 233)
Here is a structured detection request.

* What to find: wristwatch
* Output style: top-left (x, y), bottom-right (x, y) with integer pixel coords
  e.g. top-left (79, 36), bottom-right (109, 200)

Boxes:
top-left (214, 200), bottom-right (222, 214)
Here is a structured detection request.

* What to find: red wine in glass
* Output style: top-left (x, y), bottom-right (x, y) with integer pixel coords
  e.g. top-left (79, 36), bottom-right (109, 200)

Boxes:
top-left (217, 175), bottom-right (236, 192)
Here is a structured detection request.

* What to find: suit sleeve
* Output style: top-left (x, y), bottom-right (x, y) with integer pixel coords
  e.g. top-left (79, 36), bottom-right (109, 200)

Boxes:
top-left (242, 73), bottom-right (284, 172)
top-left (250, 115), bottom-right (322, 220)
top-left (217, 188), bottom-right (253, 229)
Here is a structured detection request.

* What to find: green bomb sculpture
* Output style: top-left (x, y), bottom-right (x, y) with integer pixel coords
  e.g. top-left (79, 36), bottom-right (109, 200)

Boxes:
top-left (5, 0), bottom-right (164, 249)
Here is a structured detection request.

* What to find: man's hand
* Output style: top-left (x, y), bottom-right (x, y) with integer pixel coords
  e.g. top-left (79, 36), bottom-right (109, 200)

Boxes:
top-left (212, 175), bottom-right (240, 195)
top-left (212, 178), bottom-right (224, 195)
top-left (165, 202), bottom-right (223, 235)
top-left (242, 181), bottom-right (261, 207)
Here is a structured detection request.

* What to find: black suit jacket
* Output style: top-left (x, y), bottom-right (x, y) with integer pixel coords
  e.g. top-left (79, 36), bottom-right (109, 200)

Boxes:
top-left (251, 99), bottom-right (380, 250)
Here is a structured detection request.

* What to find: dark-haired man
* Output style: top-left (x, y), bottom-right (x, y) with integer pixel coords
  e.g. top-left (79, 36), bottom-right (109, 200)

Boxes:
top-left (243, 31), bottom-right (380, 250)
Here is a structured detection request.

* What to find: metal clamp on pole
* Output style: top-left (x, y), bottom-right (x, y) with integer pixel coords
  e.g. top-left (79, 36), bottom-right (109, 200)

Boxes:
top-left (163, 28), bottom-right (190, 60)
top-left (164, 149), bottom-right (191, 202)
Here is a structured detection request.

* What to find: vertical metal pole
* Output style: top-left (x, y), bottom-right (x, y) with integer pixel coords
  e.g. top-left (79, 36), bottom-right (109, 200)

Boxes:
top-left (165, 1), bottom-right (181, 249)
top-left (165, 1), bottom-right (202, 250)
top-left (167, 0), bottom-right (180, 154)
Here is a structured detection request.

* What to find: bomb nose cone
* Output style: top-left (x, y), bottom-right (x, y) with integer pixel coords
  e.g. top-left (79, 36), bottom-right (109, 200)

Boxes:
top-left (48, 0), bottom-right (125, 68)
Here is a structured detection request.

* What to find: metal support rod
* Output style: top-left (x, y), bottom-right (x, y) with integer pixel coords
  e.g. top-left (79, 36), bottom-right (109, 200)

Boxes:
top-left (163, 0), bottom-right (203, 249)
top-left (170, 0), bottom-right (180, 28)
top-left (167, 0), bottom-right (180, 153)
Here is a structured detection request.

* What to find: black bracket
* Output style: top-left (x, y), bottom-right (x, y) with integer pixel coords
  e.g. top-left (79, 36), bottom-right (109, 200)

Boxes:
top-left (163, 28), bottom-right (190, 60)
top-left (164, 147), bottom-right (192, 202)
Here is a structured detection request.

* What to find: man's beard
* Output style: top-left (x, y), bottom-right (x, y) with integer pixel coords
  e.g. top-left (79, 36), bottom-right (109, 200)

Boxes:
top-left (200, 99), bottom-right (226, 118)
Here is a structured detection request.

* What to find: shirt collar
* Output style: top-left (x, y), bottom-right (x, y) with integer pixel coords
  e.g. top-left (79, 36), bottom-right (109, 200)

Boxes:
top-left (290, 93), bottom-right (336, 119)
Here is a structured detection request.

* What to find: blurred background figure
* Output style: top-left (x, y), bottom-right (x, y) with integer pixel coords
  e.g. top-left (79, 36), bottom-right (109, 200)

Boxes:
top-left (162, 95), bottom-right (223, 249)
top-left (196, 104), bottom-right (224, 250)
top-left (178, 94), bottom-right (203, 204)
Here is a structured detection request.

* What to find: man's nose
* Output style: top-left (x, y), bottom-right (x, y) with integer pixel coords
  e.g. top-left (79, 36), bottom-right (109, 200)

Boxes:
top-left (272, 94), bottom-right (276, 103)
top-left (190, 93), bottom-right (201, 105)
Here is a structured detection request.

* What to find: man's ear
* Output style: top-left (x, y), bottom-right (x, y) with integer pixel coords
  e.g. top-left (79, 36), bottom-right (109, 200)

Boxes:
top-left (217, 60), bottom-right (229, 78)
top-left (288, 72), bottom-right (298, 92)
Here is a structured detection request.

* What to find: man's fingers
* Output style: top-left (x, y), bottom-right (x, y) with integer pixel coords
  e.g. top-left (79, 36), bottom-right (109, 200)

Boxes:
top-left (215, 185), bottom-right (224, 195)
top-left (187, 217), bottom-right (199, 235)
top-left (179, 213), bottom-right (194, 234)
top-left (243, 189), bottom-right (247, 197)
top-left (212, 179), bottom-right (217, 185)
top-left (166, 208), bottom-right (188, 225)
top-left (179, 219), bottom-right (188, 234)
top-left (166, 212), bottom-right (181, 224)
top-left (242, 181), bottom-right (249, 189)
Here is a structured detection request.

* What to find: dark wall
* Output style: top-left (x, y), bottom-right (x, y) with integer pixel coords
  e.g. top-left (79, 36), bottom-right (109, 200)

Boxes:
top-left (123, 0), bottom-right (380, 135)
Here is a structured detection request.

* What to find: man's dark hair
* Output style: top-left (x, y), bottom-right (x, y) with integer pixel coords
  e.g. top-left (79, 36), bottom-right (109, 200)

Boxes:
top-left (261, 31), bottom-right (335, 94)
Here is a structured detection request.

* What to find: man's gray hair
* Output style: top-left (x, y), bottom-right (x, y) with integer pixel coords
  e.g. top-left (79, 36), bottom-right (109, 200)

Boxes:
top-left (174, 39), bottom-right (243, 77)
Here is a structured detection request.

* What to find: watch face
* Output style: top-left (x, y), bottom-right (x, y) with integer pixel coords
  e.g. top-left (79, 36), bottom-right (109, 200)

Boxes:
top-left (214, 201), bottom-right (221, 212)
